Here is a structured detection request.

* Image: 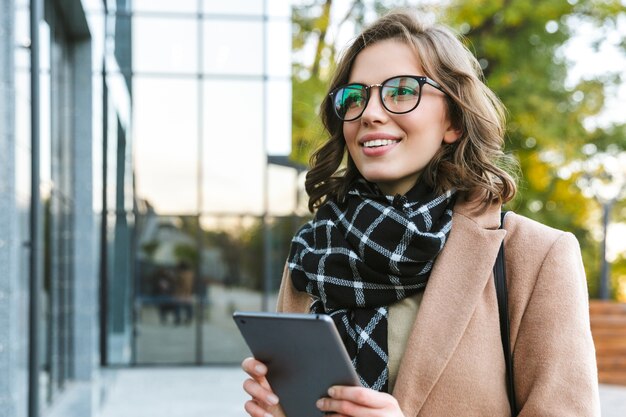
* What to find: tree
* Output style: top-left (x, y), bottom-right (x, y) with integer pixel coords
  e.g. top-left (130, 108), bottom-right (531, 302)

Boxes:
top-left (291, 0), bottom-right (626, 297)
top-left (442, 0), bottom-right (626, 297)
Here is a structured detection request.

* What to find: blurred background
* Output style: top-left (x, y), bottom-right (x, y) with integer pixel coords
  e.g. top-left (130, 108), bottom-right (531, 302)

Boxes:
top-left (1, 0), bottom-right (625, 416)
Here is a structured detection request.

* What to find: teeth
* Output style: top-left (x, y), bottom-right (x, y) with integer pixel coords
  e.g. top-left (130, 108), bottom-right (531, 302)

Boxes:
top-left (362, 139), bottom-right (397, 148)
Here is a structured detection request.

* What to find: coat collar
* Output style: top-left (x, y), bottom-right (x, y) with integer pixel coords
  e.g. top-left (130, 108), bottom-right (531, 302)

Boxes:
top-left (392, 197), bottom-right (505, 415)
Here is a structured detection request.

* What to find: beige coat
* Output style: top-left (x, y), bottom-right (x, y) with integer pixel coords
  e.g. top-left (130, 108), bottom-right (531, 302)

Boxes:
top-left (276, 196), bottom-right (600, 416)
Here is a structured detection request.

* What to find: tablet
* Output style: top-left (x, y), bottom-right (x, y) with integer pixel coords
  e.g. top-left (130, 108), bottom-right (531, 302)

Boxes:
top-left (233, 311), bottom-right (361, 417)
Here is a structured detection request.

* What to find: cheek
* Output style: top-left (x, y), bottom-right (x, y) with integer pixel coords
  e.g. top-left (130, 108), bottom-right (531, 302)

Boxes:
top-left (343, 123), bottom-right (357, 142)
top-left (342, 124), bottom-right (360, 155)
top-left (402, 106), bottom-right (449, 138)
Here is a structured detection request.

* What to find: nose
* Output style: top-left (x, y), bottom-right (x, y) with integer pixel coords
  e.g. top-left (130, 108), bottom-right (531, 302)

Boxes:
top-left (360, 87), bottom-right (388, 125)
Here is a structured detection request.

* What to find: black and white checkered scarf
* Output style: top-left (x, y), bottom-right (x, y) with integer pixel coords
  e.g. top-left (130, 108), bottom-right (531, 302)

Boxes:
top-left (288, 179), bottom-right (456, 392)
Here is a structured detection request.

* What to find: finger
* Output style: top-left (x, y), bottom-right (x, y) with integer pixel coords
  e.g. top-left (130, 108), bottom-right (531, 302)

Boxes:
top-left (321, 414), bottom-right (349, 417)
top-left (242, 357), bottom-right (268, 377)
top-left (243, 378), bottom-right (280, 407)
top-left (316, 397), bottom-right (373, 417)
top-left (328, 386), bottom-right (397, 409)
top-left (244, 399), bottom-right (275, 417)
top-left (241, 358), bottom-right (273, 391)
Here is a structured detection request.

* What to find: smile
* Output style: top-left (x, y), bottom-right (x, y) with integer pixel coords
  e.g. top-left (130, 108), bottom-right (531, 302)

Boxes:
top-left (362, 138), bottom-right (400, 148)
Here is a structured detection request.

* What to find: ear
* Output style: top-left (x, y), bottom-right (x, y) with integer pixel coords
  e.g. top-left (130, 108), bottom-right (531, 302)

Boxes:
top-left (443, 124), bottom-right (462, 144)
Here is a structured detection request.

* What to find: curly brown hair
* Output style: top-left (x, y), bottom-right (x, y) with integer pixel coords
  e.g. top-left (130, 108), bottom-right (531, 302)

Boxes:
top-left (305, 9), bottom-right (517, 212)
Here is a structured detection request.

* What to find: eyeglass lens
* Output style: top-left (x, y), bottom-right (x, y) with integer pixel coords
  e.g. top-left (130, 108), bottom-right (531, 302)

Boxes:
top-left (332, 76), bottom-right (423, 121)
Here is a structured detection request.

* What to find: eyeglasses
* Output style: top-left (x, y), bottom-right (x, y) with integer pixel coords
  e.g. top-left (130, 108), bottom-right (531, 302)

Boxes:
top-left (329, 75), bottom-right (448, 122)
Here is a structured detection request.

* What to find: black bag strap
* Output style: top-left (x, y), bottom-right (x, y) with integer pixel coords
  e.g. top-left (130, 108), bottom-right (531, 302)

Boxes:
top-left (494, 211), bottom-right (518, 416)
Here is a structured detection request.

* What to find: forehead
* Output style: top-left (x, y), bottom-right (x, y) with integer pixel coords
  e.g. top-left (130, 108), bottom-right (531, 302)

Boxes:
top-left (349, 39), bottom-right (424, 83)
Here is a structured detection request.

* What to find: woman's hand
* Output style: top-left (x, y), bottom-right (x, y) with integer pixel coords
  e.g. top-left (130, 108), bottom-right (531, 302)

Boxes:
top-left (316, 385), bottom-right (405, 417)
top-left (241, 357), bottom-right (286, 417)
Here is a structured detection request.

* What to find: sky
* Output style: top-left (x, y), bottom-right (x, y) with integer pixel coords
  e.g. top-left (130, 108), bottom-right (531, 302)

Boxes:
top-left (563, 12), bottom-right (626, 129)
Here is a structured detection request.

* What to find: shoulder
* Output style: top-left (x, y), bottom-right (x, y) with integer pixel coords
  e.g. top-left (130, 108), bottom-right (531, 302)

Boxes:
top-left (503, 211), bottom-right (569, 242)
top-left (502, 211), bottom-right (580, 259)
top-left (503, 212), bottom-right (587, 326)
top-left (451, 195), bottom-right (581, 261)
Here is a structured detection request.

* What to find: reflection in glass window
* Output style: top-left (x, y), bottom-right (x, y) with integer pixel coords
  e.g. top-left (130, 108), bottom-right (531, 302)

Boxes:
top-left (134, 0), bottom-right (198, 14)
top-left (267, 21), bottom-right (292, 77)
top-left (133, 17), bottom-right (198, 74)
top-left (134, 215), bottom-right (199, 364)
top-left (268, 165), bottom-right (300, 216)
top-left (203, 0), bottom-right (263, 16)
top-left (203, 20), bottom-right (263, 75)
top-left (198, 214), bottom-right (269, 363)
top-left (134, 78), bottom-right (199, 214)
top-left (202, 80), bottom-right (264, 214)
top-left (127, 0), bottom-right (296, 366)
top-left (38, 11), bottom-right (75, 403)
top-left (266, 79), bottom-right (291, 156)
top-left (267, 0), bottom-right (292, 18)
top-left (105, 118), bottom-right (135, 366)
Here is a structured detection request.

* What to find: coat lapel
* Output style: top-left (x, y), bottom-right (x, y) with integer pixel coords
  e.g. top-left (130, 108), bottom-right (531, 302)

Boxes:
top-left (392, 202), bottom-right (505, 416)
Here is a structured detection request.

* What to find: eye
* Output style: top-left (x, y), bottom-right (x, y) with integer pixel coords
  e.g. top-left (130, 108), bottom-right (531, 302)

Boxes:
top-left (340, 89), bottom-right (365, 109)
top-left (393, 87), bottom-right (417, 98)
top-left (385, 86), bottom-right (418, 103)
top-left (382, 76), bottom-right (421, 104)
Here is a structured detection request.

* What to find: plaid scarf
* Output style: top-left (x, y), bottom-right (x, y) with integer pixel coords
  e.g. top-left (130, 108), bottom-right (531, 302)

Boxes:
top-left (288, 179), bottom-right (456, 392)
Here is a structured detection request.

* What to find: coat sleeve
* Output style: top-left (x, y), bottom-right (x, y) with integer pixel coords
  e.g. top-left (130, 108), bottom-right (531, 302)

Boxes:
top-left (513, 232), bottom-right (600, 416)
top-left (276, 263), bottom-right (313, 313)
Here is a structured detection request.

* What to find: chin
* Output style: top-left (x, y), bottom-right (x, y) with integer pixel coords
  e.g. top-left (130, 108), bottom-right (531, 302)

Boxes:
top-left (362, 172), bottom-right (402, 185)
top-left (359, 169), bottom-right (395, 182)
top-left (361, 175), bottom-right (392, 185)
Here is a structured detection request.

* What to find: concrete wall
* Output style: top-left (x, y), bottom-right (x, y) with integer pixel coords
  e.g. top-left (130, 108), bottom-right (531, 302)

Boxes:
top-left (0, 0), bottom-right (103, 416)
top-left (0, 1), bottom-right (29, 417)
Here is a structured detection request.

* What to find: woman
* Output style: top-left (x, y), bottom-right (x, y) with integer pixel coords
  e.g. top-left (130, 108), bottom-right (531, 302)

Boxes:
top-left (242, 10), bottom-right (599, 417)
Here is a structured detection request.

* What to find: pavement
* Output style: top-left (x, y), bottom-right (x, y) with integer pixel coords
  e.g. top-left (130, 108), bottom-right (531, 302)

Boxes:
top-left (100, 367), bottom-right (249, 417)
top-left (99, 366), bottom-right (626, 417)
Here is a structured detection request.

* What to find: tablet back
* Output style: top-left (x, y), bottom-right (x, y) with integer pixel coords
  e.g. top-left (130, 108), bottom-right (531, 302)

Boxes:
top-left (233, 312), bottom-right (360, 417)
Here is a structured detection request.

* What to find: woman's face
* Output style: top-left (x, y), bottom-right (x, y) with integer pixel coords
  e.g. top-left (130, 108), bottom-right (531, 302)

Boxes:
top-left (343, 39), bottom-right (459, 196)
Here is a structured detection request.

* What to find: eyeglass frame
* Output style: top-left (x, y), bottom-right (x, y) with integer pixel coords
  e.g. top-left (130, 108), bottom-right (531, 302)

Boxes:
top-left (328, 75), bottom-right (449, 122)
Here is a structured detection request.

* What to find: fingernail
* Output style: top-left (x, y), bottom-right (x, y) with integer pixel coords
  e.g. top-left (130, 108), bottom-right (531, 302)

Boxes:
top-left (255, 364), bottom-right (266, 374)
top-left (328, 387), bottom-right (336, 397)
top-left (267, 393), bottom-right (279, 405)
top-left (316, 399), bottom-right (324, 408)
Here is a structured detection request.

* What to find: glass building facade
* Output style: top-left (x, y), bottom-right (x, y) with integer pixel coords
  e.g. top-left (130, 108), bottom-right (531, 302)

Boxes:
top-left (125, 0), bottom-right (300, 367)
top-left (0, 1), bottom-right (298, 416)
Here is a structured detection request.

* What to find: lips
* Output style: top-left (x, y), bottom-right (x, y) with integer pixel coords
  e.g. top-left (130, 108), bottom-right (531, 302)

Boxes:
top-left (362, 138), bottom-right (399, 148)
top-left (357, 133), bottom-right (401, 157)
top-left (359, 133), bottom-right (401, 149)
